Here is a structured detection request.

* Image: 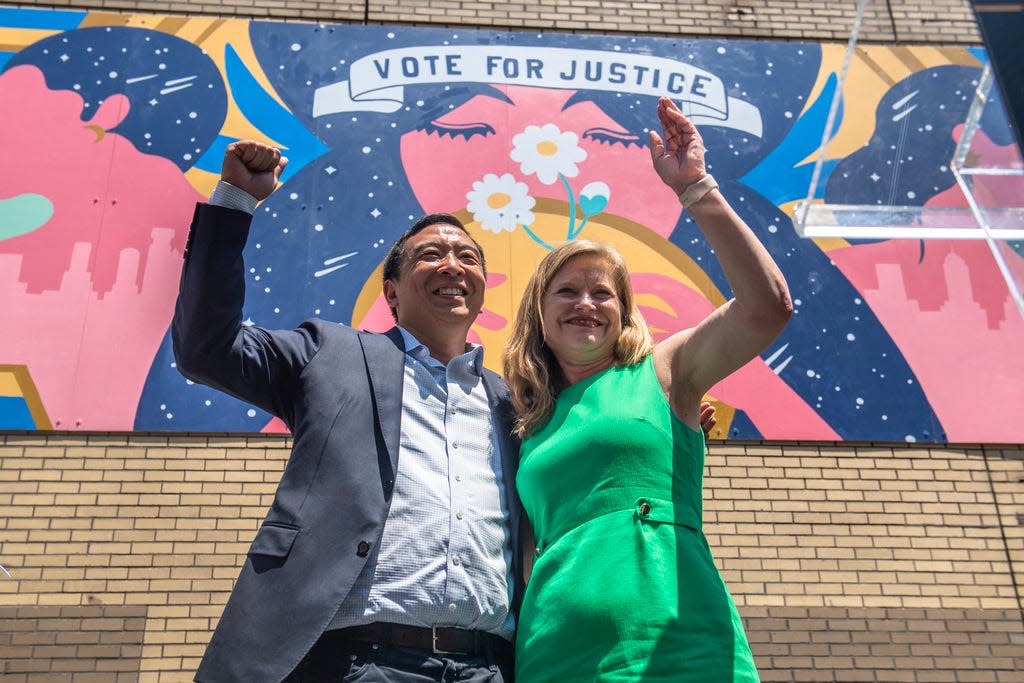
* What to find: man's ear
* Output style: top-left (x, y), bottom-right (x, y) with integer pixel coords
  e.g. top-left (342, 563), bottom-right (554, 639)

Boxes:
top-left (382, 279), bottom-right (399, 311)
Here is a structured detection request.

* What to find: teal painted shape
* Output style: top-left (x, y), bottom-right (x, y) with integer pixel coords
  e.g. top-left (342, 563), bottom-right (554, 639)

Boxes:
top-left (0, 396), bottom-right (36, 430)
top-left (0, 193), bottom-right (53, 241)
top-left (579, 194), bottom-right (608, 217)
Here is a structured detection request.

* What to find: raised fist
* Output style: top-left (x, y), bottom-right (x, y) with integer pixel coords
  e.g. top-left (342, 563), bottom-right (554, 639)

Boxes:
top-left (221, 140), bottom-right (288, 201)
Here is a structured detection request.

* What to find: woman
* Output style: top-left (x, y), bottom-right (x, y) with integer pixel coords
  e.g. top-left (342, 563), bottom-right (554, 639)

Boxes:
top-left (503, 97), bottom-right (792, 681)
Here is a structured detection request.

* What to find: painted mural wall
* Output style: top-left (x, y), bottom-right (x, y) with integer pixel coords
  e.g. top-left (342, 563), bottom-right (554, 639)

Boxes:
top-left (1, 7), bottom-right (1021, 442)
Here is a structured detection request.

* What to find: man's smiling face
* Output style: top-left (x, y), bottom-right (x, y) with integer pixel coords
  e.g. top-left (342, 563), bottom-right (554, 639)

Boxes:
top-left (383, 223), bottom-right (487, 339)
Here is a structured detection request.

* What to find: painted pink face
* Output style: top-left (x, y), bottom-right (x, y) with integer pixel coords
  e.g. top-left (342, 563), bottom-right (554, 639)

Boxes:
top-left (0, 64), bottom-right (194, 294)
top-left (0, 64), bottom-right (202, 430)
top-left (400, 85), bottom-right (683, 237)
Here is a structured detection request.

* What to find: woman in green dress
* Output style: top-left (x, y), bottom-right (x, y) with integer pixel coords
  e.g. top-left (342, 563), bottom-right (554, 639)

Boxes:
top-left (503, 97), bottom-right (793, 682)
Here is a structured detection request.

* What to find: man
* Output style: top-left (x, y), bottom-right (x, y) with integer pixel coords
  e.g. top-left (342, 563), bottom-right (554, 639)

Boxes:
top-left (174, 141), bottom-right (520, 682)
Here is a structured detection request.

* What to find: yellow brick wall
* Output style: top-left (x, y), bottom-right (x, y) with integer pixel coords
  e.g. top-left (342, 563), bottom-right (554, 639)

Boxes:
top-left (705, 443), bottom-right (1024, 611)
top-left (1, 0), bottom-right (981, 43)
top-left (1, 433), bottom-right (1022, 681)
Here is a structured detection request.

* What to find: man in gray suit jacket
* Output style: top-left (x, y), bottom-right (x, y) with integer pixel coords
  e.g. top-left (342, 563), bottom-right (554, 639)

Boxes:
top-left (173, 141), bottom-right (522, 682)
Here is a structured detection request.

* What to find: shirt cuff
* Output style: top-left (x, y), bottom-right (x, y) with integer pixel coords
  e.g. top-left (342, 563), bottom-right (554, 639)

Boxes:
top-left (209, 181), bottom-right (259, 215)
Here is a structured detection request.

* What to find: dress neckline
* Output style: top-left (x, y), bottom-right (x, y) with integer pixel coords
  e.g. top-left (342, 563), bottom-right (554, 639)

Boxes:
top-left (559, 358), bottom-right (638, 398)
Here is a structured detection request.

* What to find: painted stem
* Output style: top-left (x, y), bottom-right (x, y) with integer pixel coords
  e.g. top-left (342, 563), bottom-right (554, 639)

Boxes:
top-left (521, 223), bottom-right (554, 250)
top-left (560, 173), bottom-right (578, 239)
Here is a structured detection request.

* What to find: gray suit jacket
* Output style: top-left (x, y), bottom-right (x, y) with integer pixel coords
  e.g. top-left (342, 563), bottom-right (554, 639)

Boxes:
top-left (173, 204), bottom-right (522, 683)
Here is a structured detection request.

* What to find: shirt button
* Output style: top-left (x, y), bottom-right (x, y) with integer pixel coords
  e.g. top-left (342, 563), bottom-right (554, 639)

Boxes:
top-left (456, 512), bottom-right (464, 520)
top-left (452, 555), bottom-right (461, 566)
top-left (356, 540), bottom-right (371, 557)
top-left (455, 475), bottom-right (462, 482)
top-left (450, 407), bottom-right (457, 415)
top-left (452, 442), bottom-right (459, 449)
top-left (448, 603), bottom-right (457, 612)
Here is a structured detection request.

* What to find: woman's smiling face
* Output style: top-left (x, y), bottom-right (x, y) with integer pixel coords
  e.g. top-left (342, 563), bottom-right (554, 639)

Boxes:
top-left (541, 253), bottom-right (623, 370)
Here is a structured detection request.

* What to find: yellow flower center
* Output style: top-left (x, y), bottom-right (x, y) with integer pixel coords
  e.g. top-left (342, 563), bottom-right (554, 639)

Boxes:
top-left (487, 192), bottom-right (512, 209)
top-left (536, 140), bottom-right (559, 156)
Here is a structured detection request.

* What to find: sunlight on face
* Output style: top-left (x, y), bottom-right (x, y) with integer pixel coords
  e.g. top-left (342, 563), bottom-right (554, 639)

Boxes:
top-left (541, 254), bottom-right (624, 372)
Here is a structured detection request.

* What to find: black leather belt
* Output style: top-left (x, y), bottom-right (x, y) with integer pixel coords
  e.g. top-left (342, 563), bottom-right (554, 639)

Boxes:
top-left (331, 622), bottom-right (510, 657)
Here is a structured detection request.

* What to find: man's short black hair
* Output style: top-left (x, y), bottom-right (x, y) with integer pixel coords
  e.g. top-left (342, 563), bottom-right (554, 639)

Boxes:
top-left (381, 213), bottom-right (487, 321)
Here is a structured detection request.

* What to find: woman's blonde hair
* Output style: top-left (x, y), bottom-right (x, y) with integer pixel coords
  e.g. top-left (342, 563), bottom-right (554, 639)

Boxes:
top-left (502, 240), bottom-right (654, 439)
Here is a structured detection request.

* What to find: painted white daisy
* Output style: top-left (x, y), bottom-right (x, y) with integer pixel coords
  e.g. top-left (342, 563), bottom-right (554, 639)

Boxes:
top-left (510, 124), bottom-right (587, 185)
top-left (466, 173), bottom-right (536, 234)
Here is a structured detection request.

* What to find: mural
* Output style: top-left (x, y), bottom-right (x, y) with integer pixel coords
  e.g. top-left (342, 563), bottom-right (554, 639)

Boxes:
top-left (0, 7), bottom-right (1020, 442)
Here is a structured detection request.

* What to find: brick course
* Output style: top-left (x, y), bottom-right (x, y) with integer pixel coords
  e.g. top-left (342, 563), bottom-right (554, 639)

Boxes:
top-left (0, 0), bottom-right (982, 42)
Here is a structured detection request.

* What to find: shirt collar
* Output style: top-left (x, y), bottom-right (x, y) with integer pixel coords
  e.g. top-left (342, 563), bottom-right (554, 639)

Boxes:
top-left (397, 326), bottom-right (484, 375)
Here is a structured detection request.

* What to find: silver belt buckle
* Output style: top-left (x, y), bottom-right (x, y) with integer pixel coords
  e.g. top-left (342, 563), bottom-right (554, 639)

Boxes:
top-left (431, 625), bottom-right (470, 655)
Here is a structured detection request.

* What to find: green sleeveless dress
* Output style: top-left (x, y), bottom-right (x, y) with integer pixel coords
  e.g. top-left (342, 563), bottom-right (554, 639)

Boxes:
top-left (515, 356), bottom-right (759, 682)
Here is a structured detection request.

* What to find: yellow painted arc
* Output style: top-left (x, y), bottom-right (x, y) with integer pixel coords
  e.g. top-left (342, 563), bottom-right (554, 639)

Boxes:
top-left (184, 167), bottom-right (222, 198)
top-left (0, 27), bottom-right (61, 52)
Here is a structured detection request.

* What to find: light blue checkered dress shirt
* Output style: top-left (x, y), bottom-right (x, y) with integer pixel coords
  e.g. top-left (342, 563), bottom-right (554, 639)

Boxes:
top-left (329, 328), bottom-right (515, 638)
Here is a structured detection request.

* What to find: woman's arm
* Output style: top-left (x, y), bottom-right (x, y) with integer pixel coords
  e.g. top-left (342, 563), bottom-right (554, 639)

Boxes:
top-left (648, 98), bottom-right (792, 425)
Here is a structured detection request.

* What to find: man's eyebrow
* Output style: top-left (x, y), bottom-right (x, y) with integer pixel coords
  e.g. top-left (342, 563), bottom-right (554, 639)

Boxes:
top-left (408, 239), bottom-right (478, 255)
top-left (408, 241), bottom-right (443, 256)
